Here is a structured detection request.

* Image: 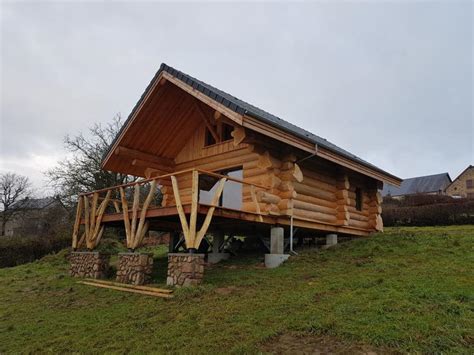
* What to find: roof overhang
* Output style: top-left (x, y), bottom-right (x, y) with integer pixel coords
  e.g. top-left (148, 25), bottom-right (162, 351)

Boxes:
top-left (102, 64), bottom-right (402, 186)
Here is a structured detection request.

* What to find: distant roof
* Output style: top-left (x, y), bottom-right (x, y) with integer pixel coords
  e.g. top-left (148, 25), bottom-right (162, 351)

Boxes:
top-left (10, 197), bottom-right (61, 210)
top-left (382, 173), bottom-right (452, 197)
top-left (104, 63), bottom-right (400, 182)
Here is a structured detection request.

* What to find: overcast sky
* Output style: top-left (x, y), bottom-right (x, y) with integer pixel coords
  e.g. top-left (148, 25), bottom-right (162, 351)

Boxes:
top-left (1, 1), bottom-right (472, 194)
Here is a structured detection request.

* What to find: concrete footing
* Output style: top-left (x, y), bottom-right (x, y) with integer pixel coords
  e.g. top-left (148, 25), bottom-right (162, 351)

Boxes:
top-left (265, 226), bottom-right (290, 268)
top-left (322, 234), bottom-right (338, 249)
top-left (265, 253), bottom-right (290, 268)
top-left (207, 252), bottom-right (229, 264)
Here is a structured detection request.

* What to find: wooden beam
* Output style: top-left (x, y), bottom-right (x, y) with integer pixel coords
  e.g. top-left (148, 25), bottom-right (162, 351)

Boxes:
top-left (188, 170), bottom-right (199, 248)
top-left (131, 183), bottom-right (140, 243)
top-left (83, 196), bottom-right (90, 245)
top-left (193, 178), bottom-right (226, 249)
top-left (133, 180), bottom-right (157, 248)
top-left (131, 159), bottom-right (173, 174)
top-left (84, 278), bottom-right (173, 294)
top-left (171, 175), bottom-right (190, 246)
top-left (119, 187), bottom-right (131, 247)
top-left (115, 146), bottom-right (175, 168)
top-left (162, 72), bottom-right (244, 125)
top-left (194, 102), bottom-right (219, 142)
top-left (77, 281), bottom-right (173, 299)
top-left (231, 126), bottom-right (246, 146)
top-left (72, 197), bottom-right (83, 248)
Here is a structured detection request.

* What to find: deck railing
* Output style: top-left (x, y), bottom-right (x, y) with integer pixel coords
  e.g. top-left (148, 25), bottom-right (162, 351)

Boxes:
top-left (71, 168), bottom-right (269, 251)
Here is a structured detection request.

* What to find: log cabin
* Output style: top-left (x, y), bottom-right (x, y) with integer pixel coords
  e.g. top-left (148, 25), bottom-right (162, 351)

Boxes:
top-left (71, 63), bottom-right (401, 278)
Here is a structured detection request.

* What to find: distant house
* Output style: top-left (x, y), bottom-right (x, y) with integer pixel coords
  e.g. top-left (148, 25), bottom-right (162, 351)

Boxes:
top-left (3, 197), bottom-right (68, 237)
top-left (382, 173), bottom-right (452, 198)
top-left (445, 165), bottom-right (474, 199)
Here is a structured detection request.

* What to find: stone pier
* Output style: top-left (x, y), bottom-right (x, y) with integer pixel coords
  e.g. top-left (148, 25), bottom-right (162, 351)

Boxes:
top-left (70, 251), bottom-right (110, 279)
top-left (167, 253), bottom-right (205, 287)
top-left (116, 252), bottom-right (153, 285)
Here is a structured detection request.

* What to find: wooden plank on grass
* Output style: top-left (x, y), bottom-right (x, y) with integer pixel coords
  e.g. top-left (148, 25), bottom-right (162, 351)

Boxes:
top-left (84, 279), bottom-right (173, 294)
top-left (78, 281), bottom-right (173, 298)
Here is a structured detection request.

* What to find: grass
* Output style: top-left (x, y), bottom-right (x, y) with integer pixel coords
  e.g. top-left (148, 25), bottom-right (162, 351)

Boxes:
top-left (0, 225), bottom-right (472, 354)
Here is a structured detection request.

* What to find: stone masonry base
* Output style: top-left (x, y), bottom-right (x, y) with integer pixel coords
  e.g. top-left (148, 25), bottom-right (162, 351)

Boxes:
top-left (116, 253), bottom-right (153, 285)
top-left (167, 253), bottom-right (205, 287)
top-left (70, 251), bottom-right (110, 279)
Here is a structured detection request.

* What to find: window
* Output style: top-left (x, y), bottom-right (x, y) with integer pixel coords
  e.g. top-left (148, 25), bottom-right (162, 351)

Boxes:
top-left (355, 187), bottom-right (363, 211)
top-left (204, 125), bottom-right (217, 146)
top-left (466, 179), bottom-right (473, 189)
top-left (199, 167), bottom-right (243, 210)
top-left (222, 123), bottom-right (234, 141)
top-left (467, 192), bottom-right (474, 199)
top-left (204, 122), bottom-right (234, 147)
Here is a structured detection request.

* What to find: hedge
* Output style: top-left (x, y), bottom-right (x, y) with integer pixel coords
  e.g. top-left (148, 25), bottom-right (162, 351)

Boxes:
top-left (382, 195), bottom-right (474, 227)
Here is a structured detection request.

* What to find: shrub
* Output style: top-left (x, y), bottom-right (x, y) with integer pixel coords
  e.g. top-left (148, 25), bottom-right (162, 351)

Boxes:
top-left (0, 232), bottom-right (71, 268)
top-left (382, 196), bottom-right (474, 227)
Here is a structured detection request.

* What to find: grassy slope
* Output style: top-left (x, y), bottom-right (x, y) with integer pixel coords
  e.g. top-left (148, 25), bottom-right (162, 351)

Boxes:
top-left (0, 226), bottom-right (472, 354)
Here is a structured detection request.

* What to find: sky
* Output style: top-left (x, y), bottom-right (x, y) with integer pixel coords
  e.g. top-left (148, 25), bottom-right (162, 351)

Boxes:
top-left (1, 1), bottom-right (472, 194)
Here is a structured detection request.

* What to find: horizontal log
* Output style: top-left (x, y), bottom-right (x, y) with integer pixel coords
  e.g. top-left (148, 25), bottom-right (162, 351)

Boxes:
top-left (241, 201), bottom-right (267, 213)
top-left (293, 182), bottom-right (337, 202)
top-left (348, 218), bottom-right (369, 229)
top-left (295, 193), bottom-right (337, 209)
top-left (278, 198), bottom-right (293, 210)
top-left (293, 200), bottom-right (336, 215)
top-left (279, 189), bottom-right (298, 199)
top-left (348, 212), bottom-right (368, 222)
top-left (293, 209), bottom-right (337, 223)
top-left (299, 175), bottom-right (337, 193)
top-left (115, 146), bottom-right (175, 167)
top-left (257, 191), bottom-right (281, 204)
top-left (176, 147), bottom-right (254, 169)
top-left (300, 167), bottom-right (337, 185)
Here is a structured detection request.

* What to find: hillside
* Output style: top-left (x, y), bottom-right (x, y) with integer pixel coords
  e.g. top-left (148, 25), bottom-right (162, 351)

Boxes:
top-left (0, 226), bottom-right (472, 354)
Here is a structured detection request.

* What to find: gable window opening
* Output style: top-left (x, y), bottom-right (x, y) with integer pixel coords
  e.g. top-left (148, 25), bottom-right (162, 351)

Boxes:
top-left (355, 187), bottom-right (363, 211)
top-left (204, 122), bottom-right (234, 147)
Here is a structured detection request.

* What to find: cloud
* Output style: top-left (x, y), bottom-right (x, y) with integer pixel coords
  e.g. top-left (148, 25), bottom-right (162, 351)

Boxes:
top-left (1, 1), bottom-right (472, 190)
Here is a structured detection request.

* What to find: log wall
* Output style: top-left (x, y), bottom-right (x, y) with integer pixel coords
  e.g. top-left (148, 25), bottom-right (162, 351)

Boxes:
top-left (162, 124), bottom-right (383, 234)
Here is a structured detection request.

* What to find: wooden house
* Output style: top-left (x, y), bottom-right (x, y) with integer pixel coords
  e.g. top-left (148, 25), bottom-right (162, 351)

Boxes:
top-left (71, 64), bottom-right (401, 257)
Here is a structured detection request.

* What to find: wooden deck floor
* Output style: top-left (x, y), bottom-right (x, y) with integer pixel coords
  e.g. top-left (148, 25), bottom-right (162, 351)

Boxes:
top-left (83, 204), bottom-right (370, 237)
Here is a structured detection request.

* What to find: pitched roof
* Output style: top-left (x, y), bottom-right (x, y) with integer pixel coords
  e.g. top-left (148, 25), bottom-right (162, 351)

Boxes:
top-left (105, 63), bottom-right (400, 182)
top-left (382, 173), bottom-right (452, 197)
top-left (447, 165), bottom-right (474, 186)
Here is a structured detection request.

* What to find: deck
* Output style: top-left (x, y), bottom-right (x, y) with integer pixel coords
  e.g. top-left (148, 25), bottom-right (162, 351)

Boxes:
top-left (72, 168), bottom-right (370, 251)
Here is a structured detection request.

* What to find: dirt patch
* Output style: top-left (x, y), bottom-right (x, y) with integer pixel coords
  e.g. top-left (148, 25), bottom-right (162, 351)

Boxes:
top-left (214, 286), bottom-right (240, 295)
top-left (260, 332), bottom-right (398, 354)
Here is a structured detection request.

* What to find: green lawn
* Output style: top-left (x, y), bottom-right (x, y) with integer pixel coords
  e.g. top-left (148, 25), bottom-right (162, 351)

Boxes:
top-left (0, 226), bottom-right (472, 354)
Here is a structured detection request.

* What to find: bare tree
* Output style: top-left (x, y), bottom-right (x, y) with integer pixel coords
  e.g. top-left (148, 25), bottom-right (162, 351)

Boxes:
top-left (46, 114), bottom-right (138, 205)
top-left (0, 172), bottom-right (32, 236)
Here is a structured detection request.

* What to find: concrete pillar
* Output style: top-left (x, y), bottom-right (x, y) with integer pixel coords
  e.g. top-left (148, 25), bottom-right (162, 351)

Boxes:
top-left (270, 227), bottom-right (284, 254)
top-left (265, 226), bottom-right (289, 268)
top-left (213, 232), bottom-right (224, 253)
top-left (208, 232), bottom-right (229, 264)
top-left (326, 234), bottom-right (338, 247)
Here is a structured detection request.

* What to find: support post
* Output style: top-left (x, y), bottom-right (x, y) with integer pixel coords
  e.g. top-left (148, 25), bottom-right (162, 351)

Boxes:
top-left (208, 232), bottom-right (229, 264)
top-left (265, 226), bottom-right (290, 268)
